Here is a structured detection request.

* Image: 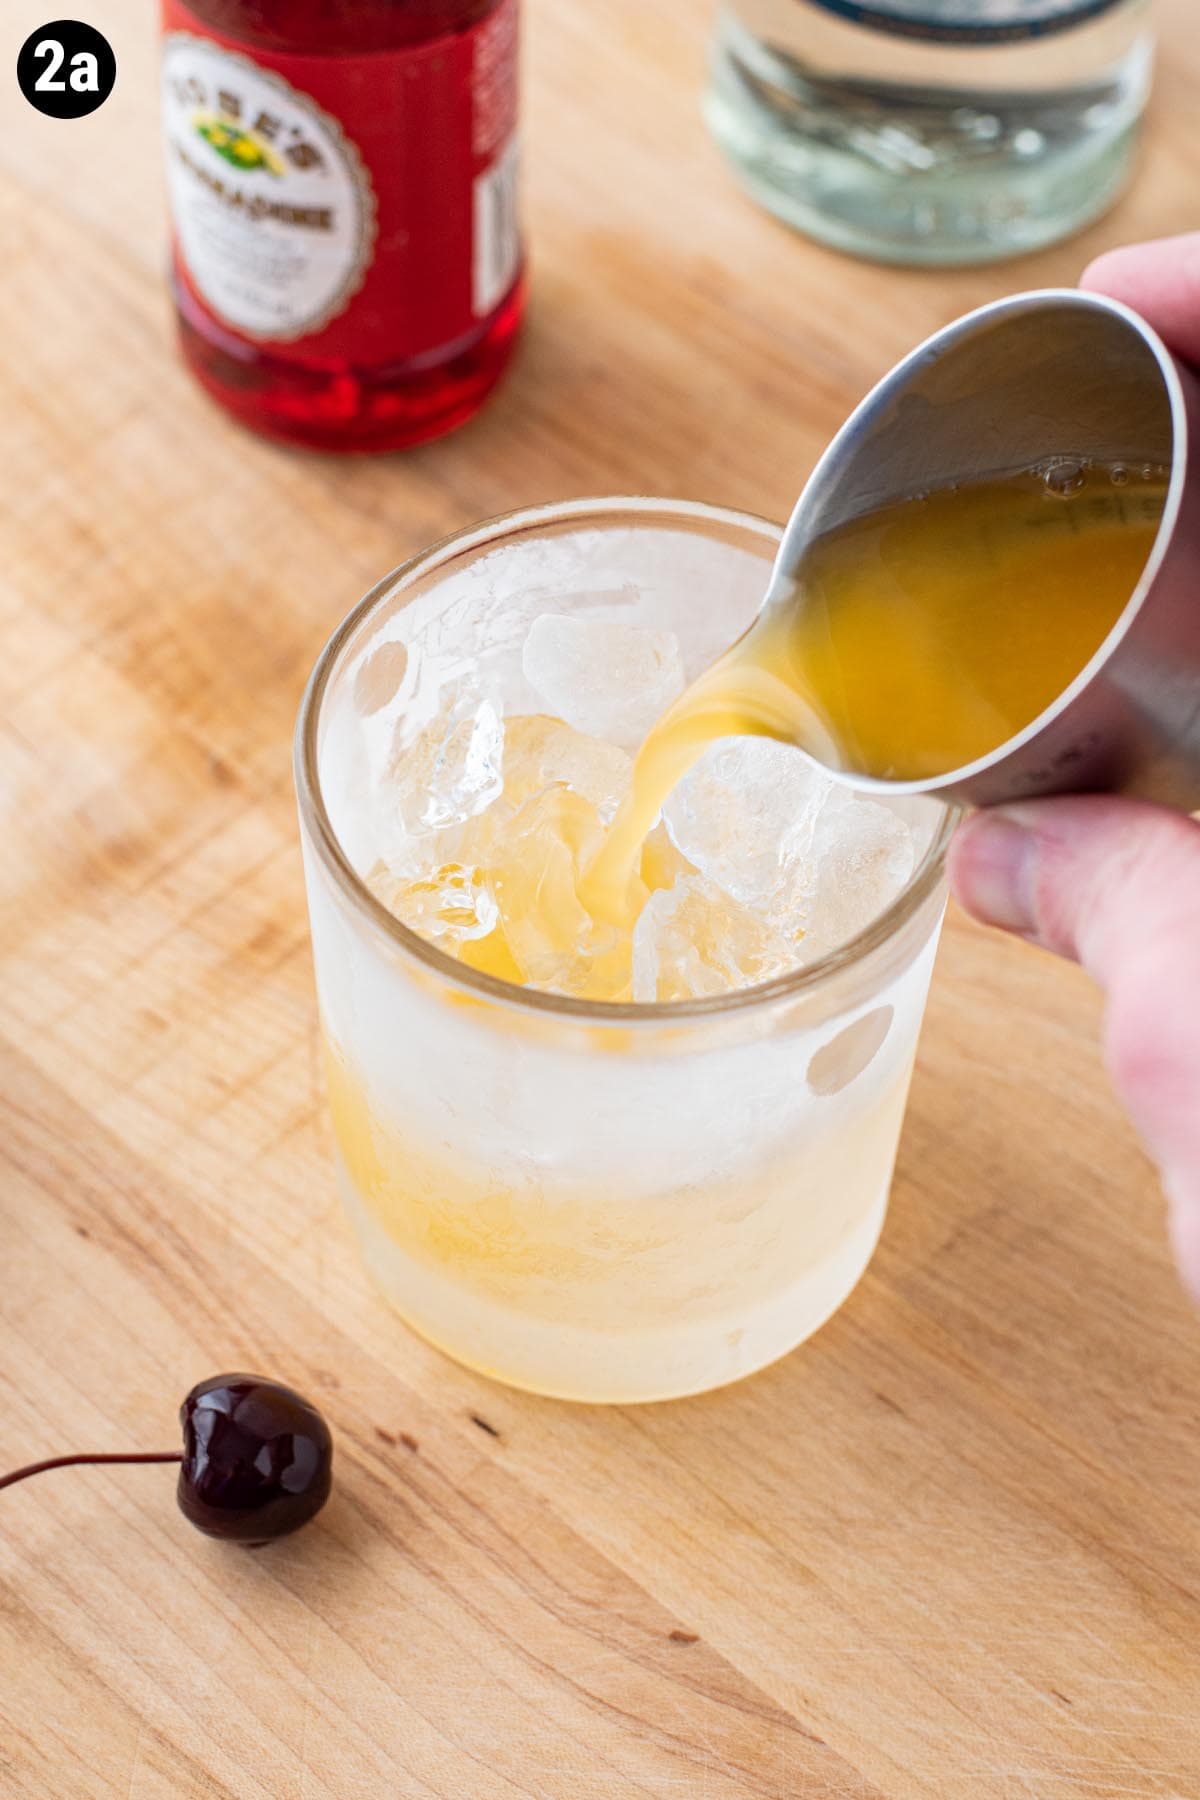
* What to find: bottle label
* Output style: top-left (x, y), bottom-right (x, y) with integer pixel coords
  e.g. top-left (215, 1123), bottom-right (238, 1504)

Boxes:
top-left (800, 0), bottom-right (1127, 43)
top-left (162, 37), bottom-right (374, 342)
top-left (160, 0), bottom-right (521, 359)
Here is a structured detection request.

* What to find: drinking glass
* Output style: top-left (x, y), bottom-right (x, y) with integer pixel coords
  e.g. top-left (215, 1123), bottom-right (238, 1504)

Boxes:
top-left (295, 498), bottom-right (952, 1402)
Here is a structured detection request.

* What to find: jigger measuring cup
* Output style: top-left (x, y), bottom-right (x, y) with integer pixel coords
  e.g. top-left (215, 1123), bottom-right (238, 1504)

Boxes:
top-left (766, 290), bottom-right (1200, 812)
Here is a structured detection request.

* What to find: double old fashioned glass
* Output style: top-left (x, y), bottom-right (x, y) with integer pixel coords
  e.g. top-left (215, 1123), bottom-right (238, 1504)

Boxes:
top-left (295, 498), bottom-right (952, 1402)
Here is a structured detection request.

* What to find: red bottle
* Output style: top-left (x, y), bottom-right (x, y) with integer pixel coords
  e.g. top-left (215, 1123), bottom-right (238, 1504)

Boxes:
top-left (160, 0), bottom-right (524, 452)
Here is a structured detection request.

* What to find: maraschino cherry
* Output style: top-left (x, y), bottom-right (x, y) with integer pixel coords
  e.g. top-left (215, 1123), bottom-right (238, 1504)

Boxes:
top-left (0, 1374), bottom-right (332, 1545)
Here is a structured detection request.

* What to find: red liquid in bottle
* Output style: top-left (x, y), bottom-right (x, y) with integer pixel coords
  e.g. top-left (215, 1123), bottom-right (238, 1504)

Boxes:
top-left (161, 0), bottom-right (524, 452)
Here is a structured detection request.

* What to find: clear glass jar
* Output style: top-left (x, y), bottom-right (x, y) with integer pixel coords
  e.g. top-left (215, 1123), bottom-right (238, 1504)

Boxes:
top-left (706, 0), bottom-right (1154, 266)
top-left (295, 499), bottom-right (953, 1402)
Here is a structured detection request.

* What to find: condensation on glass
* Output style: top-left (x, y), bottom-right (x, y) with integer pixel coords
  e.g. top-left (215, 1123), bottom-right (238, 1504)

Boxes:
top-left (295, 500), bottom-right (953, 1402)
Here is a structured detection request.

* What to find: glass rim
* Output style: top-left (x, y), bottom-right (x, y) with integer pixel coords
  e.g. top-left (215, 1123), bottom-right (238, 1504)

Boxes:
top-left (294, 495), bottom-right (959, 1024)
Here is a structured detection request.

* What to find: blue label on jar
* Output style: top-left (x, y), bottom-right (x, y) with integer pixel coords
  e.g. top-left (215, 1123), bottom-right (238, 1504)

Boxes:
top-left (805, 0), bottom-right (1127, 43)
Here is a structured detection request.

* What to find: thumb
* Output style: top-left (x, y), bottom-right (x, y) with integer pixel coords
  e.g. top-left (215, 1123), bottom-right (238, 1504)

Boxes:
top-left (950, 797), bottom-right (1200, 1298)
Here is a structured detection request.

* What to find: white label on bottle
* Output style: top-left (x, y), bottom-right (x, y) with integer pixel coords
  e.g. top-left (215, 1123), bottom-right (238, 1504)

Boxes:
top-left (473, 136), bottom-right (521, 317)
top-left (161, 35), bottom-right (376, 343)
top-left (801, 0), bottom-right (1127, 42)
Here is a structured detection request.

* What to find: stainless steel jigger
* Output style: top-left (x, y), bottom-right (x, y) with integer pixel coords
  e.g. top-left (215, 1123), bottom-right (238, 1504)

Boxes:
top-left (766, 289), bottom-right (1200, 811)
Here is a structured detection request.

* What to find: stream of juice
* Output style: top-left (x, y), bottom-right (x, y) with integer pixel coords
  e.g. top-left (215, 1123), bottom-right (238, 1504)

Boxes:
top-left (583, 461), bottom-right (1168, 924)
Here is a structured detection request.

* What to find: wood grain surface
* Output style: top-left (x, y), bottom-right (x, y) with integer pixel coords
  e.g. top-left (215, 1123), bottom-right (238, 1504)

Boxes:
top-left (2, 1), bottom-right (1199, 1795)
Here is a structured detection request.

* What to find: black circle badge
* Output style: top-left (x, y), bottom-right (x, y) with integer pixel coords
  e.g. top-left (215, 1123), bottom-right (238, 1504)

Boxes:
top-left (18, 19), bottom-right (116, 119)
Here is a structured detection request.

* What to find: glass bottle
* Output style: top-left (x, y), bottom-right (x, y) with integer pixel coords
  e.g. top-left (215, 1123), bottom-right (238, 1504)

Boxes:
top-left (706, 0), bottom-right (1154, 266)
top-left (160, 0), bottom-right (524, 451)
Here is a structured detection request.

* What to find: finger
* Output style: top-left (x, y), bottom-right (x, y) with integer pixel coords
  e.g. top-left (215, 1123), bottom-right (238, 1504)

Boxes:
top-left (1166, 1169), bottom-right (1200, 1304)
top-left (1081, 233), bottom-right (1200, 368)
top-left (949, 796), bottom-right (1200, 977)
top-left (950, 797), bottom-right (1200, 1233)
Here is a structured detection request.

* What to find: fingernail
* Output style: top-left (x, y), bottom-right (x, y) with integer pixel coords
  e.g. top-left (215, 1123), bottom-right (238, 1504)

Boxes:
top-left (953, 815), bottom-right (1038, 933)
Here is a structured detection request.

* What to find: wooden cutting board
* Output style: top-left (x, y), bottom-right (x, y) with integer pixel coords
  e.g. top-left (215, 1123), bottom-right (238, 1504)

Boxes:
top-left (1, 1), bottom-right (1198, 1794)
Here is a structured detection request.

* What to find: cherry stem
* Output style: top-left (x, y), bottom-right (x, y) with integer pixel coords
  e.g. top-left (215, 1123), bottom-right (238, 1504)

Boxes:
top-left (0, 1452), bottom-right (183, 1493)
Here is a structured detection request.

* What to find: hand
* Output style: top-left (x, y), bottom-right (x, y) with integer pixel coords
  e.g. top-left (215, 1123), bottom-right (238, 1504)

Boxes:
top-left (948, 234), bottom-right (1200, 1302)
